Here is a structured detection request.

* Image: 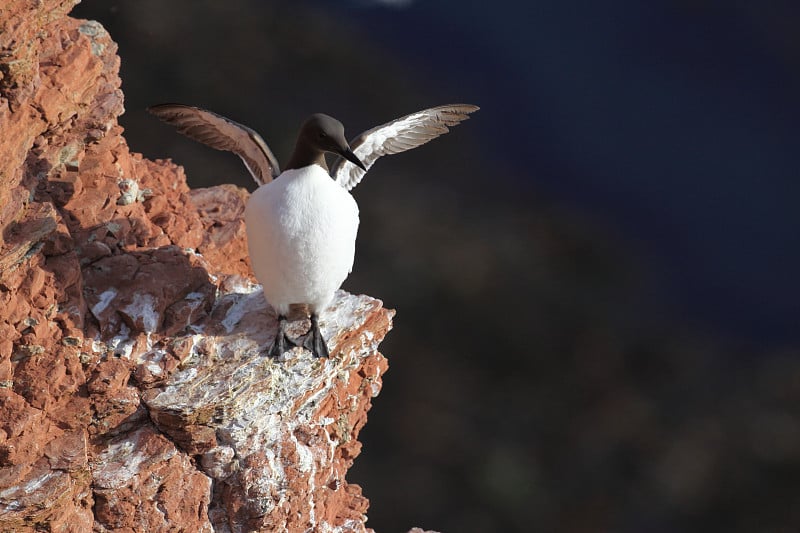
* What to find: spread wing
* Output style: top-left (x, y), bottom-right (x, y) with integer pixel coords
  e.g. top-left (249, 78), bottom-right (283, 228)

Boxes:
top-left (147, 103), bottom-right (281, 186)
top-left (330, 104), bottom-right (479, 191)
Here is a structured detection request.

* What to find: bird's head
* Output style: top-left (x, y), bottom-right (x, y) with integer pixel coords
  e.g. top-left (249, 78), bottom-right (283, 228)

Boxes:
top-left (300, 114), bottom-right (366, 171)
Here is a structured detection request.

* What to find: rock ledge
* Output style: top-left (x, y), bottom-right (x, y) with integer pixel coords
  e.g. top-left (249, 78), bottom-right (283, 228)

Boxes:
top-left (0, 2), bottom-right (412, 531)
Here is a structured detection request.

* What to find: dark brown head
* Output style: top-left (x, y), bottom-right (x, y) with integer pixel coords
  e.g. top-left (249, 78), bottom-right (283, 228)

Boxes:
top-left (286, 113), bottom-right (366, 172)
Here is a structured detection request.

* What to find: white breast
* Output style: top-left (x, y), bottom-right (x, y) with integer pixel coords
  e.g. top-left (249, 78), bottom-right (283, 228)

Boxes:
top-left (244, 165), bottom-right (360, 316)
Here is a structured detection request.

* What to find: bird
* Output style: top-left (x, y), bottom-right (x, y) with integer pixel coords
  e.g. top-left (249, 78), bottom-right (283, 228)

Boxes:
top-left (148, 103), bottom-right (479, 358)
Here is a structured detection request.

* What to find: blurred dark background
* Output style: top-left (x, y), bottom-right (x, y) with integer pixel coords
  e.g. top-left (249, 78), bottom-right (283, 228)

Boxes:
top-left (72, 1), bottom-right (800, 531)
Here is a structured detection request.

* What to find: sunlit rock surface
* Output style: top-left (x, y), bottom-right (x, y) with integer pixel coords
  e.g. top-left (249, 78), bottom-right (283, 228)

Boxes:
top-left (0, 2), bottom-right (419, 531)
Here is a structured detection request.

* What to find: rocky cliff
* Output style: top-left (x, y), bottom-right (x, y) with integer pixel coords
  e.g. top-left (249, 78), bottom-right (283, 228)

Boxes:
top-left (0, 2), bottom-right (407, 531)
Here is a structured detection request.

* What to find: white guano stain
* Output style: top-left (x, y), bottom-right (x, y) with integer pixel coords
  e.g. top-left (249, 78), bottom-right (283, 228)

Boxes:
top-left (137, 288), bottom-right (389, 531)
top-left (91, 288), bottom-right (117, 317)
top-left (122, 293), bottom-right (159, 333)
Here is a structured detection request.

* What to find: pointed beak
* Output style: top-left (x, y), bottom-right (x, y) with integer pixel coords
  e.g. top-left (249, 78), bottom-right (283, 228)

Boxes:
top-left (340, 147), bottom-right (366, 171)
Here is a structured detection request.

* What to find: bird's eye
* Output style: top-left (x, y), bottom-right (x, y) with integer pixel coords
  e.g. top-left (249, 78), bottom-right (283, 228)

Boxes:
top-left (319, 132), bottom-right (327, 139)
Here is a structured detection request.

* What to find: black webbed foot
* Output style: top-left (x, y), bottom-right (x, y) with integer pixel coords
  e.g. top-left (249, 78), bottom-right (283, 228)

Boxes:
top-left (268, 315), bottom-right (297, 358)
top-left (302, 313), bottom-right (329, 358)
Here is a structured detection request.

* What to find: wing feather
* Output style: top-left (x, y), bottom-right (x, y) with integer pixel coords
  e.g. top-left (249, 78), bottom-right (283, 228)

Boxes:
top-left (148, 103), bottom-right (281, 186)
top-left (331, 104), bottom-right (479, 191)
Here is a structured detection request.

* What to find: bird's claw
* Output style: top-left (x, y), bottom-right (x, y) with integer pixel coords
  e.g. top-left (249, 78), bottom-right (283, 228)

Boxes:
top-left (267, 331), bottom-right (297, 358)
top-left (268, 314), bottom-right (298, 358)
top-left (303, 314), bottom-right (330, 358)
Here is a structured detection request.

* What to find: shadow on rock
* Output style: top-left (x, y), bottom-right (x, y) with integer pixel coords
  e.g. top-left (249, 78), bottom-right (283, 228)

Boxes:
top-left (82, 243), bottom-right (216, 340)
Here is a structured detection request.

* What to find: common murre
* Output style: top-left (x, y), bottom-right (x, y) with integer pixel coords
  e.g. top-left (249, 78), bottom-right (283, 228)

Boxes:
top-left (148, 103), bottom-right (479, 358)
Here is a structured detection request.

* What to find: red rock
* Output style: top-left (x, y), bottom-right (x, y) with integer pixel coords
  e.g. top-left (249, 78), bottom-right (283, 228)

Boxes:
top-left (92, 426), bottom-right (212, 531)
top-left (0, 2), bottom-right (418, 532)
top-left (190, 184), bottom-right (253, 278)
top-left (0, 390), bottom-right (63, 467)
top-left (43, 430), bottom-right (87, 472)
top-left (141, 290), bottom-right (394, 531)
top-left (0, 456), bottom-right (93, 530)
